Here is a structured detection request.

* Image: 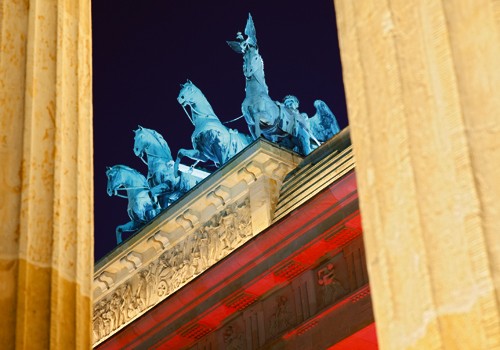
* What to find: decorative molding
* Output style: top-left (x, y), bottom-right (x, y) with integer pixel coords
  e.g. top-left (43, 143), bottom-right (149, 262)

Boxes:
top-left (237, 165), bottom-right (258, 184)
top-left (274, 260), bottom-right (307, 280)
top-left (295, 320), bottom-right (319, 336)
top-left (119, 252), bottom-right (143, 271)
top-left (176, 211), bottom-right (195, 230)
top-left (95, 272), bottom-right (115, 291)
top-left (349, 285), bottom-right (371, 304)
top-left (179, 323), bottom-right (213, 340)
top-left (93, 198), bottom-right (253, 343)
top-left (148, 231), bottom-right (169, 249)
top-left (224, 291), bottom-right (259, 311)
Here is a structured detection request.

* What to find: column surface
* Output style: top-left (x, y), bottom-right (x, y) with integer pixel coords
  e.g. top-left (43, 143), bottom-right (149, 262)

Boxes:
top-left (0, 0), bottom-right (93, 348)
top-left (335, 0), bottom-right (500, 349)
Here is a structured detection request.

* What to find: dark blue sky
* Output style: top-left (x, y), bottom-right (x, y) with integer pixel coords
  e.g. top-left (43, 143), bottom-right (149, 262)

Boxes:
top-left (93, 0), bottom-right (348, 261)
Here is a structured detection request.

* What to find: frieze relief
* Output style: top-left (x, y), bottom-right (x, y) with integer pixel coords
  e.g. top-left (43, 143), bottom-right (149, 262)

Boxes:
top-left (315, 253), bottom-right (349, 310)
top-left (93, 198), bottom-right (252, 344)
top-left (317, 263), bottom-right (348, 308)
top-left (222, 325), bottom-right (244, 350)
top-left (269, 295), bottom-right (293, 336)
top-left (187, 249), bottom-right (364, 349)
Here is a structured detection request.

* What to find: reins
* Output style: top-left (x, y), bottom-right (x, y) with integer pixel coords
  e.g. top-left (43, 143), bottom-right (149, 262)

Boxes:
top-left (223, 115), bottom-right (245, 124)
top-left (181, 104), bottom-right (194, 125)
top-left (112, 185), bottom-right (149, 199)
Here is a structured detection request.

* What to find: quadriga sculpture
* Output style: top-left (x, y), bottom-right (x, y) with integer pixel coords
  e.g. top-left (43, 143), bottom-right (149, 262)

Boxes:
top-left (106, 165), bottom-right (161, 244)
top-left (227, 14), bottom-right (340, 155)
top-left (133, 126), bottom-right (203, 208)
top-left (176, 80), bottom-right (252, 170)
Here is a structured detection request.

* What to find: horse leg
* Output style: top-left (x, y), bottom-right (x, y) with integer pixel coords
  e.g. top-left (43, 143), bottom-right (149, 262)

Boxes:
top-left (176, 148), bottom-right (210, 171)
top-left (150, 183), bottom-right (168, 198)
top-left (149, 183), bottom-right (170, 209)
top-left (253, 112), bottom-right (261, 138)
top-left (151, 183), bottom-right (178, 209)
top-left (190, 160), bottom-right (200, 169)
top-left (116, 221), bottom-right (140, 244)
top-left (174, 149), bottom-right (187, 175)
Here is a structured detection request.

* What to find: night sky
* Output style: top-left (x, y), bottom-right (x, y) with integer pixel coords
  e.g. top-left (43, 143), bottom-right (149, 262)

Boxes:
top-left (93, 0), bottom-right (348, 261)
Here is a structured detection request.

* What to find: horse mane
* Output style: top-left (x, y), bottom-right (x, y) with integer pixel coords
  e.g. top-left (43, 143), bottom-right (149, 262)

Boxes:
top-left (184, 82), bottom-right (206, 102)
top-left (143, 128), bottom-right (163, 143)
top-left (181, 82), bottom-right (217, 119)
top-left (111, 164), bottom-right (135, 172)
top-left (140, 128), bottom-right (172, 158)
top-left (253, 47), bottom-right (264, 71)
top-left (244, 47), bottom-right (268, 93)
top-left (110, 165), bottom-right (148, 184)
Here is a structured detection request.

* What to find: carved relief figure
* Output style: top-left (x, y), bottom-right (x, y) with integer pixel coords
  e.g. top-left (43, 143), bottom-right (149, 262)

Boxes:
top-left (197, 228), bottom-right (210, 268)
top-left (156, 251), bottom-right (174, 297)
top-left (269, 295), bottom-right (292, 336)
top-left (102, 307), bottom-right (113, 335)
top-left (93, 301), bottom-right (107, 342)
top-left (236, 202), bottom-right (253, 241)
top-left (146, 262), bottom-right (157, 305)
top-left (317, 263), bottom-right (347, 307)
top-left (135, 269), bottom-right (150, 311)
top-left (109, 292), bottom-right (122, 330)
top-left (206, 223), bottom-right (220, 263)
top-left (223, 325), bottom-right (243, 350)
top-left (119, 283), bottom-right (134, 321)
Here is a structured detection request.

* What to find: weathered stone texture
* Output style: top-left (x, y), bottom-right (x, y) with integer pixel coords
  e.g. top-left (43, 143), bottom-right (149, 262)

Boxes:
top-left (0, 0), bottom-right (93, 348)
top-left (335, 0), bottom-right (500, 349)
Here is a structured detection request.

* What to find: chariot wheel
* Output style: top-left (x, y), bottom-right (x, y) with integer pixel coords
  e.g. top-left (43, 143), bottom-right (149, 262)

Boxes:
top-left (157, 280), bottom-right (168, 297)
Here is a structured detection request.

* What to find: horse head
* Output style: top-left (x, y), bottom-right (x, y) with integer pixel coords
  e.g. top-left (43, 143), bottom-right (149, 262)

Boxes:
top-left (133, 126), bottom-right (145, 157)
top-left (177, 79), bottom-right (197, 107)
top-left (106, 165), bottom-right (146, 197)
top-left (177, 80), bottom-right (216, 123)
top-left (242, 47), bottom-right (264, 80)
top-left (106, 165), bottom-right (127, 196)
top-left (133, 126), bottom-right (172, 161)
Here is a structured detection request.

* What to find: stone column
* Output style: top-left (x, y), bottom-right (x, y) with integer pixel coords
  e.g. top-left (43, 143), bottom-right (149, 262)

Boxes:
top-left (335, 0), bottom-right (500, 349)
top-left (0, 0), bottom-right (93, 348)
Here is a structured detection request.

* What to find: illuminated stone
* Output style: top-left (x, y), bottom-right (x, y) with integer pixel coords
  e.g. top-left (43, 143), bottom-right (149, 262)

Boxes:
top-left (336, 0), bottom-right (500, 348)
top-left (0, 0), bottom-right (93, 348)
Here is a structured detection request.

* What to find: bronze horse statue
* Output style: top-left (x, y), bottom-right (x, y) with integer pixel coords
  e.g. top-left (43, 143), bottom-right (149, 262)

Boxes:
top-left (228, 14), bottom-right (340, 155)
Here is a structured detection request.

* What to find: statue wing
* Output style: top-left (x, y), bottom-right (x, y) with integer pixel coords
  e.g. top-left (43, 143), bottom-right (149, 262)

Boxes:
top-left (309, 100), bottom-right (340, 142)
top-left (245, 13), bottom-right (257, 46)
top-left (227, 40), bottom-right (244, 53)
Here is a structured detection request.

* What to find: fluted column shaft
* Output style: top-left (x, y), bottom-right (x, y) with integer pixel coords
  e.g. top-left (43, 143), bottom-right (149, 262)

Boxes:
top-left (0, 0), bottom-right (93, 348)
top-left (335, 0), bottom-right (500, 349)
